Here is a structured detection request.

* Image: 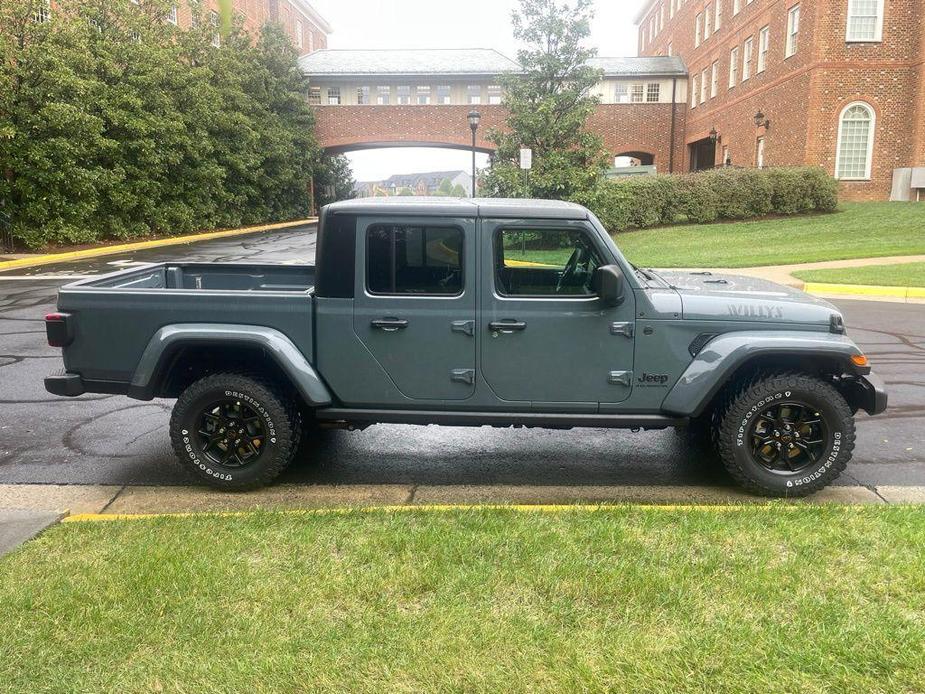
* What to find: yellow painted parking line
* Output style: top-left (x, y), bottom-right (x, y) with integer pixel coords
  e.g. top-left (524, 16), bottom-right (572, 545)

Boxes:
top-left (0, 218), bottom-right (317, 272)
top-left (62, 503), bottom-right (839, 523)
top-left (803, 282), bottom-right (924, 299)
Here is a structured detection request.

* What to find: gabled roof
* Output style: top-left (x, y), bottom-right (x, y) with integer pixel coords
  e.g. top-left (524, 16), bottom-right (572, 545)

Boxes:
top-left (299, 48), bottom-right (521, 77)
top-left (290, 0), bottom-right (332, 34)
top-left (588, 56), bottom-right (687, 77)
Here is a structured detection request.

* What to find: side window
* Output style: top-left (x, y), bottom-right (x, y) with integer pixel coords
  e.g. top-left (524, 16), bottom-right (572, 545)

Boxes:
top-left (495, 228), bottom-right (603, 297)
top-left (366, 225), bottom-right (463, 295)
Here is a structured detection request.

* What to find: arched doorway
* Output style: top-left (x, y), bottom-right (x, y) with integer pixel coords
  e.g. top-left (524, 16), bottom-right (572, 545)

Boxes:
top-left (613, 150), bottom-right (655, 167)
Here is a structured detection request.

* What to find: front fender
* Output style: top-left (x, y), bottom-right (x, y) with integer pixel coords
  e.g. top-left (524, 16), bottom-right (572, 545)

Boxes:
top-left (127, 323), bottom-right (333, 406)
top-left (661, 330), bottom-right (866, 417)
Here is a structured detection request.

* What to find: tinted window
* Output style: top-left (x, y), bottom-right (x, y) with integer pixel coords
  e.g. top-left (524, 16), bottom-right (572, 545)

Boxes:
top-left (495, 228), bottom-right (603, 296)
top-left (367, 225), bottom-right (463, 295)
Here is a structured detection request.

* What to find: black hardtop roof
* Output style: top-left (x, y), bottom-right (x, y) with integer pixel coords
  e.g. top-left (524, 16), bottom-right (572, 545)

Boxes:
top-left (323, 197), bottom-right (591, 221)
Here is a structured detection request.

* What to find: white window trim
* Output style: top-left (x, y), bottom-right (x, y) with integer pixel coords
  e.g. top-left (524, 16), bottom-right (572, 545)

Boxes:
top-left (834, 101), bottom-right (876, 180)
top-left (785, 4), bottom-right (800, 58)
top-left (846, 0), bottom-right (884, 42)
top-left (710, 61), bottom-right (719, 97)
top-left (715, 0), bottom-right (722, 31)
top-left (742, 37), bottom-right (753, 80)
top-left (757, 26), bottom-right (770, 72)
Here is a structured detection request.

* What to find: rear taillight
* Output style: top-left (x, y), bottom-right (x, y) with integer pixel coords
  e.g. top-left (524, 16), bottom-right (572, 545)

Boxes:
top-left (45, 312), bottom-right (72, 347)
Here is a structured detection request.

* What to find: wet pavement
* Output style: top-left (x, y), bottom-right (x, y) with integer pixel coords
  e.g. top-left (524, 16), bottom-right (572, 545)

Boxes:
top-left (1, 223), bottom-right (923, 493)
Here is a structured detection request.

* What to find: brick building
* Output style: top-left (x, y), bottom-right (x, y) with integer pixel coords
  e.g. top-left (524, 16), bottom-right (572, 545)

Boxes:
top-left (635, 0), bottom-right (925, 200)
top-left (300, 49), bottom-right (689, 173)
top-left (35, 0), bottom-right (330, 56)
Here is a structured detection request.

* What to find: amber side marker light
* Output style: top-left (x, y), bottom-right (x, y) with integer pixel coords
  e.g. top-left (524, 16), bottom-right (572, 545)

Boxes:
top-left (851, 354), bottom-right (869, 367)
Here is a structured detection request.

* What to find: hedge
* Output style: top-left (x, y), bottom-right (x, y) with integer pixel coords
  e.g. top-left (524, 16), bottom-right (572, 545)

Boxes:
top-left (576, 166), bottom-right (839, 233)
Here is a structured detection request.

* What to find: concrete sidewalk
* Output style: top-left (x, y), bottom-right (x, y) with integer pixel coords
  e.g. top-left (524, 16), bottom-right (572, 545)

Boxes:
top-left (2, 483), bottom-right (924, 518)
top-left (672, 255), bottom-right (925, 303)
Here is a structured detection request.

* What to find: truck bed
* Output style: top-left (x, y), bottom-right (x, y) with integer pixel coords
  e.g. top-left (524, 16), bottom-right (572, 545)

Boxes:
top-left (76, 262), bottom-right (315, 293)
top-left (55, 263), bottom-right (316, 389)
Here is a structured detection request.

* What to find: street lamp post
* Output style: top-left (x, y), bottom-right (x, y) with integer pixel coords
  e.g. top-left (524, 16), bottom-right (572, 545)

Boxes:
top-left (467, 110), bottom-right (481, 198)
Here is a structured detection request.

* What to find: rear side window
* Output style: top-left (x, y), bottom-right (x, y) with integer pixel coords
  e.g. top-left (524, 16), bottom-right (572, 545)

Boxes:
top-left (366, 225), bottom-right (463, 295)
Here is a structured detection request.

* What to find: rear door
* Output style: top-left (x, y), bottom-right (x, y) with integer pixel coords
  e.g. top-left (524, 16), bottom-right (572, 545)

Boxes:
top-left (353, 215), bottom-right (476, 402)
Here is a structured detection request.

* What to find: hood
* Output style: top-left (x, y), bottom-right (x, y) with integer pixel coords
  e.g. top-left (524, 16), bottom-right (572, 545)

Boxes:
top-left (650, 270), bottom-right (842, 326)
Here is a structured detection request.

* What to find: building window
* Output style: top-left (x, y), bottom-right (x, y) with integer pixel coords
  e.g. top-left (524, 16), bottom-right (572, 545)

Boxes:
top-left (396, 85), bottom-right (411, 105)
top-left (646, 83), bottom-right (660, 102)
top-left (308, 87), bottom-right (321, 105)
top-left (691, 76), bottom-right (698, 108)
top-left (166, 4), bottom-right (178, 25)
top-left (357, 86), bottom-right (370, 105)
top-left (308, 30), bottom-right (314, 52)
top-left (722, 145), bottom-right (730, 166)
top-left (729, 47), bottom-right (739, 87)
top-left (210, 11), bottom-right (220, 47)
top-left (695, 13), bottom-right (702, 46)
top-left (416, 86), bottom-right (431, 104)
top-left (715, 0), bottom-right (722, 31)
top-left (733, 0), bottom-right (740, 15)
top-left (700, 68), bottom-right (707, 103)
top-left (758, 26), bottom-right (770, 72)
top-left (436, 85), bottom-right (451, 104)
top-left (488, 85), bottom-right (502, 104)
top-left (847, 0), bottom-right (884, 41)
top-left (756, 136), bottom-right (765, 168)
top-left (667, 41), bottom-right (673, 56)
top-left (327, 87), bottom-right (340, 105)
top-left (467, 85), bottom-right (481, 105)
top-left (704, 4), bottom-right (712, 39)
top-left (786, 4), bottom-right (800, 57)
top-left (710, 61), bottom-right (719, 97)
top-left (615, 83), bottom-right (629, 103)
top-left (377, 86), bottom-right (390, 105)
top-left (742, 37), bottom-right (753, 80)
top-left (296, 20), bottom-right (303, 48)
top-left (32, 0), bottom-right (51, 23)
top-left (629, 84), bottom-right (644, 103)
top-left (835, 102), bottom-right (875, 179)
top-left (660, 3), bottom-right (666, 30)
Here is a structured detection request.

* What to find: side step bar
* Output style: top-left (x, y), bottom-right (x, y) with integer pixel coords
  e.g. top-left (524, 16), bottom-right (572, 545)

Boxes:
top-left (314, 408), bottom-right (685, 430)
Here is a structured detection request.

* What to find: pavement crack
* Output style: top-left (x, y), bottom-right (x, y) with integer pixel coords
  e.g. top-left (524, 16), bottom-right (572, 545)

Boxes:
top-left (99, 485), bottom-right (126, 514)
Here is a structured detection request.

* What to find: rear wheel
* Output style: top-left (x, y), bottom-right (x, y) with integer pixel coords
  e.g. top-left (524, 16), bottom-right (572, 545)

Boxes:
top-left (169, 372), bottom-right (300, 491)
top-left (716, 372), bottom-right (855, 497)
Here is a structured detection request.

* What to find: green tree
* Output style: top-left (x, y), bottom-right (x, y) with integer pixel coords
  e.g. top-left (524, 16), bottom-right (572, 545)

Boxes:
top-left (451, 183), bottom-right (467, 198)
top-left (315, 153), bottom-right (356, 207)
top-left (481, 0), bottom-right (608, 201)
top-left (436, 177), bottom-right (454, 196)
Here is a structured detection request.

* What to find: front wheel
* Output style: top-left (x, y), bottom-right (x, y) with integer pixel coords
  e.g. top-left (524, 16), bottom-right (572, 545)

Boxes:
top-left (169, 372), bottom-right (300, 491)
top-left (717, 372), bottom-right (855, 497)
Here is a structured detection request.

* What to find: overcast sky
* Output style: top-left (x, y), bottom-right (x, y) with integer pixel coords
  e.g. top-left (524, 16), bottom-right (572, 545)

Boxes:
top-left (308, 0), bottom-right (642, 182)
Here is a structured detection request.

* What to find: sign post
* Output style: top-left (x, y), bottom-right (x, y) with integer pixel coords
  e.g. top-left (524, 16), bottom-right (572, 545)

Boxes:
top-left (519, 147), bottom-right (532, 198)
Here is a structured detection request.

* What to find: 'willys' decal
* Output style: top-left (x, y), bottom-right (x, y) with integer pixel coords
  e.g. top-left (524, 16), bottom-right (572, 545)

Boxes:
top-left (727, 304), bottom-right (784, 319)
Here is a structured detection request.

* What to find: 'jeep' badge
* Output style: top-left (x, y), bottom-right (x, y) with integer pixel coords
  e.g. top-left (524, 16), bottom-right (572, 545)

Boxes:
top-left (637, 372), bottom-right (670, 387)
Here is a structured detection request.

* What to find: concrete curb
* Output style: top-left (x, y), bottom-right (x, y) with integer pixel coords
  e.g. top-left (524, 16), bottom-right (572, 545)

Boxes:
top-left (0, 218), bottom-right (317, 273)
top-left (803, 282), bottom-right (925, 301)
top-left (1, 483), bottom-right (911, 519)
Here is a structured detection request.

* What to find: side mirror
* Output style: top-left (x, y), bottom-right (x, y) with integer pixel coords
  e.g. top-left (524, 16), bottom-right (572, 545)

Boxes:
top-left (594, 264), bottom-right (625, 307)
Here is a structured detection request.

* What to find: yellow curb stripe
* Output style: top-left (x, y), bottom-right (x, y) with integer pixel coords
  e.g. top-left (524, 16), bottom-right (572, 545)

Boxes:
top-left (0, 218), bottom-right (317, 272)
top-left (62, 503), bottom-right (842, 523)
top-left (803, 282), bottom-right (923, 299)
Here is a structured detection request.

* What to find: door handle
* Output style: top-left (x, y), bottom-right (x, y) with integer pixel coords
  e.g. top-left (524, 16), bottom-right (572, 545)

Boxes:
top-left (371, 318), bottom-right (408, 332)
top-left (489, 320), bottom-right (527, 333)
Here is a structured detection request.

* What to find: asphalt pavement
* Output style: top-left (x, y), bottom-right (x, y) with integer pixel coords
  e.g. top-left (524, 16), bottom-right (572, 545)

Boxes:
top-left (1, 223), bottom-right (923, 495)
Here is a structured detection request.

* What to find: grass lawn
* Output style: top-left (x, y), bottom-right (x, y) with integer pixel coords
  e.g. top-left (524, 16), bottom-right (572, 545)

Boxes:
top-left (615, 202), bottom-right (925, 268)
top-left (2, 507), bottom-right (925, 693)
top-left (793, 262), bottom-right (925, 287)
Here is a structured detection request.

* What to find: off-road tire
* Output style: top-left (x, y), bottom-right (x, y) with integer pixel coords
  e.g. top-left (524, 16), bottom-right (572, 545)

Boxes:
top-left (716, 371), bottom-right (855, 497)
top-left (169, 372), bottom-right (301, 491)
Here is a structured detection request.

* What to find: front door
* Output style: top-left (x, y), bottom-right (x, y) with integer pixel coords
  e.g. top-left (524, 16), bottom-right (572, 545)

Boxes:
top-left (479, 219), bottom-right (636, 408)
top-left (353, 216), bottom-right (476, 402)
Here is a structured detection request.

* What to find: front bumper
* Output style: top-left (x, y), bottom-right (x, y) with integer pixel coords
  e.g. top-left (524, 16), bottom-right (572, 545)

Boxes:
top-left (844, 372), bottom-right (888, 415)
top-left (44, 371), bottom-right (85, 397)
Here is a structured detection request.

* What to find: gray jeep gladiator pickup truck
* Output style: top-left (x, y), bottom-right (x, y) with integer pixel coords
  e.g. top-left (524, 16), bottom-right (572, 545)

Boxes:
top-left (44, 198), bottom-right (887, 496)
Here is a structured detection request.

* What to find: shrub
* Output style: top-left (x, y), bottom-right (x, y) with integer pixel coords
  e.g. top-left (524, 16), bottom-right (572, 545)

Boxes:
top-left (580, 166), bottom-right (838, 233)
